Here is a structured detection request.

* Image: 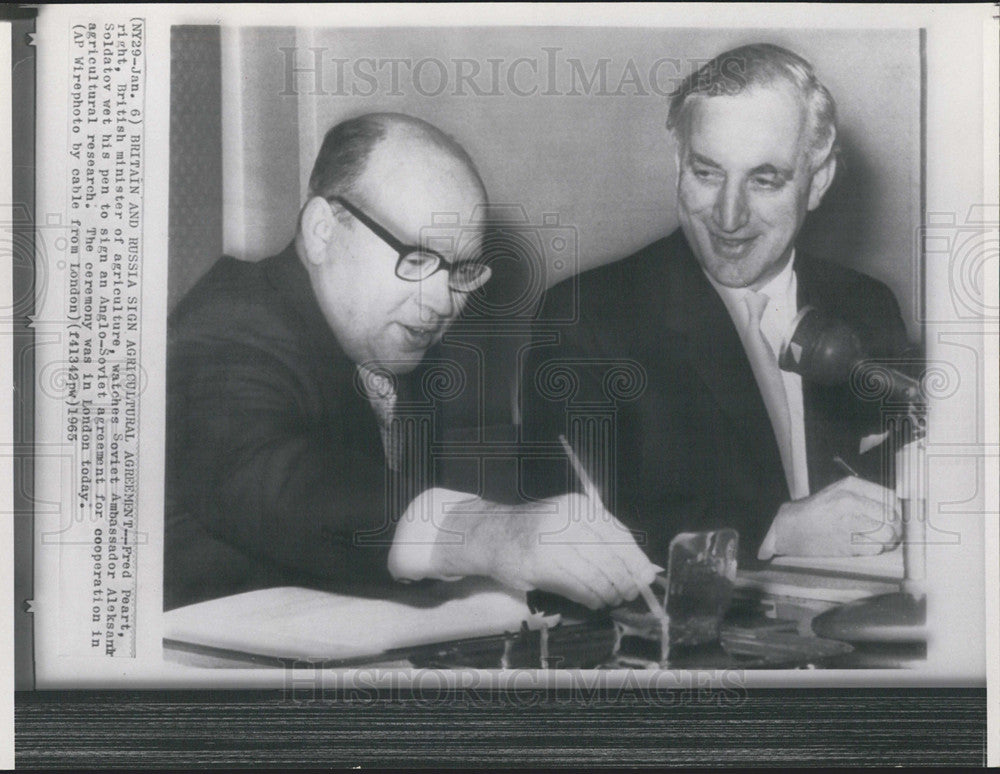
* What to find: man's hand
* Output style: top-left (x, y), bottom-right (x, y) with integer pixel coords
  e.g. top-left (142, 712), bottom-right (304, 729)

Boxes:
top-left (477, 492), bottom-right (661, 609)
top-left (393, 488), bottom-right (661, 610)
top-left (767, 476), bottom-right (901, 558)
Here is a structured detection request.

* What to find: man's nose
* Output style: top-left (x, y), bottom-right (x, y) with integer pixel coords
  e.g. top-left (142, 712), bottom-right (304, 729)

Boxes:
top-left (712, 180), bottom-right (750, 233)
top-left (416, 269), bottom-right (458, 320)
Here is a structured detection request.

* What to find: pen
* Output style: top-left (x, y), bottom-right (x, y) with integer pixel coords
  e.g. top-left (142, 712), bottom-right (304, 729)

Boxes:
top-left (833, 455), bottom-right (859, 478)
top-left (558, 433), bottom-right (600, 503)
top-left (557, 434), bottom-right (668, 637)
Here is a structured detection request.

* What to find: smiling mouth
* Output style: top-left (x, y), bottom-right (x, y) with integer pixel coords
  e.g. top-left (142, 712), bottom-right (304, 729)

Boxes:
top-left (708, 232), bottom-right (758, 257)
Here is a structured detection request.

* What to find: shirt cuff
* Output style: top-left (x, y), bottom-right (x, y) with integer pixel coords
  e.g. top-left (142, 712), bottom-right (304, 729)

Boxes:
top-left (756, 520), bottom-right (779, 561)
top-left (387, 487), bottom-right (470, 582)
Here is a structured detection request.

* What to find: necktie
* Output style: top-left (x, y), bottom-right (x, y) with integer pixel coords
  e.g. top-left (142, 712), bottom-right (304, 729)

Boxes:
top-left (742, 292), bottom-right (796, 496)
top-left (362, 369), bottom-right (402, 472)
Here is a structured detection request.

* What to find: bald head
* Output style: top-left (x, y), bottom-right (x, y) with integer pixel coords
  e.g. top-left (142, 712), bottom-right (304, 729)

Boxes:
top-left (307, 112), bottom-right (486, 211)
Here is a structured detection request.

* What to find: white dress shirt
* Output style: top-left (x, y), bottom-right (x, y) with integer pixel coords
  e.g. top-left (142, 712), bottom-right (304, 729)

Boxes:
top-left (361, 365), bottom-right (463, 583)
top-left (705, 254), bottom-right (810, 559)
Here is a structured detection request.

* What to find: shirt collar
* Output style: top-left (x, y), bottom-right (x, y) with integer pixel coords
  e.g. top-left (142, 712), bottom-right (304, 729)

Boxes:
top-left (704, 249), bottom-right (797, 311)
top-left (356, 363), bottom-right (398, 403)
top-left (705, 250), bottom-right (799, 350)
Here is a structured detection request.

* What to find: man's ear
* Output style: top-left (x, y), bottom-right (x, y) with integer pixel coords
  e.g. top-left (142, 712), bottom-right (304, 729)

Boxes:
top-left (806, 153), bottom-right (837, 211)
top-left (300, 196), bottom-right (337, 267)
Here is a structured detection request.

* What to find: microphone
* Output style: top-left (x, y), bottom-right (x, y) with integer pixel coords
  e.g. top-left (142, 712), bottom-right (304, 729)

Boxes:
top-left (782, 307), bottom-right (930, 655)
top-left (778, 306), bottom-right (923, 404)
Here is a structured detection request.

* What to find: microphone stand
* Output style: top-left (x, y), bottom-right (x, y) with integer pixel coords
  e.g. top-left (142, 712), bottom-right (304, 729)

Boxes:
top-left (780, 308), bottom-right (928, 666)
top-left (809, 419), bottom-right (928, 666)
top-left (898, 411), bottom-right (927, 600)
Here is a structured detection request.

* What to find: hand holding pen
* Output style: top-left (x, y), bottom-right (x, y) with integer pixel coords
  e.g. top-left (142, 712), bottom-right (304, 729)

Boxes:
top-left (397, 436), bottom-right (665, 611)
top-left (558, 435), bottom-right (666, 616)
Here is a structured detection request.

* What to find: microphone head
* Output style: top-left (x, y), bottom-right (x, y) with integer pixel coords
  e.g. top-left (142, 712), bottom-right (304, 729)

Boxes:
top-left (779, 306), bottom-right (866, 385)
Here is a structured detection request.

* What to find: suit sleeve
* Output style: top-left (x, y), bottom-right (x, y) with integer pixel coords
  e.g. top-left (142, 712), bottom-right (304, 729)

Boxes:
top-left (519, 285), bottom-right (698, 568)
top-left (167, 338), bottom-right (395, 585)
top-left (857, 276), bottom-right (911, 358)
top-left (520, 284), bottom-right (598, 503)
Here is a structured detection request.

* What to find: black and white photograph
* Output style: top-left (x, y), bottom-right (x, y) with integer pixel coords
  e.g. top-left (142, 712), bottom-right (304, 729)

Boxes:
top-left (6, 3), bottom-right (998, 767)
top-left (161, 25), bottom-right (930, 672)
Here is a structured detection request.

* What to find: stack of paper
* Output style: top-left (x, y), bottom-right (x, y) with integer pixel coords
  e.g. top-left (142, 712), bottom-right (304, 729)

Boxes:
top-left (163, 577), bottom-right (554, 663)
top-left (737, 548), bottom-right (904, 604)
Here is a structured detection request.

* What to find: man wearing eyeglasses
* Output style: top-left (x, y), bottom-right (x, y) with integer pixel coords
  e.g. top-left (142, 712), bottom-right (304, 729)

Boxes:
top-left (165, 112), bottom-right (658, 611)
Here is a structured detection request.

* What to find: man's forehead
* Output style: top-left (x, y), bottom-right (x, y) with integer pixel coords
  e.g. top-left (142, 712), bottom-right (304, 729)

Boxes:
top-left (685, 86), bottom-right (809, 168)
top-left (372, 194), bottom-right (485, 251)
top-left (356, 144), bottom-right (485, 236)
top-left (422, 222), bottom-right (485, 264)
top-left (365, 132), bottom-right (482, 194)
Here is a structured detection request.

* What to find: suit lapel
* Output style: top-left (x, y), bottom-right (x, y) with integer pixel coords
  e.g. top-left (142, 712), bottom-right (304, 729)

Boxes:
top-left (660, 235), bottom-right (788, 494)
top-left (263, 243), bottom-right (387, 466)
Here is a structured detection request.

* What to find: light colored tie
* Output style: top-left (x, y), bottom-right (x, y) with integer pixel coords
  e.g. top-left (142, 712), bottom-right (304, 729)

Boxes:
top-left (743, 292), bottom-right (796, 496)
top-left (362, 370), bottom-right (402, 472)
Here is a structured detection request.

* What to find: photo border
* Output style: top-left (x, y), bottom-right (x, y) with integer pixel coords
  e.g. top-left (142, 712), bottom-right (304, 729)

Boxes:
top-left (13, 687), bottom-right (988, 767)
top-left (8, 3), bottom-right (997, 767)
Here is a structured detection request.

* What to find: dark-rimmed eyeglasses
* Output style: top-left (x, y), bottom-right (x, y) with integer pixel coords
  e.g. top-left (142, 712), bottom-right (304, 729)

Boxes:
top-left (331, 196), bottom-right (491, 293)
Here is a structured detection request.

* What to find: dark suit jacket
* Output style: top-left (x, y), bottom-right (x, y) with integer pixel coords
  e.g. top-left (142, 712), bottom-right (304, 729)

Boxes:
top-left (165, 243), bottom-right (473, 610)
top-left (521, 229), bottom-right (909, 568)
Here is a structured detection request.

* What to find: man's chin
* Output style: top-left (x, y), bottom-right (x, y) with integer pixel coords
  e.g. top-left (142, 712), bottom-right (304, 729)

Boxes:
top-left (701, 249), bottom-right (790, 291)
top-left (359, 349), bottom-right (423, 376)
top-left (702, 261), bottom-right (760, 290)
top-left (698, 242), bottom-right (794, 290)
top-left (378, 356), bottom-right (423, 375)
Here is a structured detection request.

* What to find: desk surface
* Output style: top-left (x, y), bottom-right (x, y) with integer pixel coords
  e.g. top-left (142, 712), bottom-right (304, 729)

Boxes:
top-left (163, 550), bottom-right (905, 670)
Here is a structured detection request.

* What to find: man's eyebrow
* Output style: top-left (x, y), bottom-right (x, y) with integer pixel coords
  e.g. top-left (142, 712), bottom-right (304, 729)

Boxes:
top-left (688, 153), bottom-right (797, 179)
top-left (688, 152), bottom-right (721, 168)
top-left (750, 163), bottom-right (795, 179)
